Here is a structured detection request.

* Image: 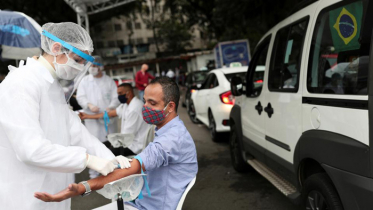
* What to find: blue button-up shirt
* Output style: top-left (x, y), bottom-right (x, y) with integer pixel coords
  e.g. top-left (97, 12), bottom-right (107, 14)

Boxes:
top-left (127, 116), bottom-right (198, 210)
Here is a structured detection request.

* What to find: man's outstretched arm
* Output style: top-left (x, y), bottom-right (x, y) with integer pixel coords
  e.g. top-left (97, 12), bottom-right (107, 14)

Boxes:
top-left (79, 109), bottom-right (117, 120)
top-left (34, 159), bottom-right (143, 202)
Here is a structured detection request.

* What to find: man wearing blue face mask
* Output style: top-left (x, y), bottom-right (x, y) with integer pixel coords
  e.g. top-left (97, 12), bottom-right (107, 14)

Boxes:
top-left (80, 83), bottom-right (151, 157)
top-left (35, 77), bottom-right (198, 210)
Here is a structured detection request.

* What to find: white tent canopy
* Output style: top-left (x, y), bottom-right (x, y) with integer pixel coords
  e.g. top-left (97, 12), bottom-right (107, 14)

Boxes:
top-left (64, 0), bottom-right (135, 33)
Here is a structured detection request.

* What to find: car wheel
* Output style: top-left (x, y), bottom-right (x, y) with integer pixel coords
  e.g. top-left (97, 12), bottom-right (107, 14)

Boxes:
top-left (303, 173), bottom-right (343, 210)
top-left (229, 125), bottom-right (251, 172)
top-left (209, 111), bottom-right (224, 142)
top-left (185, 98), bottom-right (190, 111)
top-left (187, 99), bottom-right (200, 124)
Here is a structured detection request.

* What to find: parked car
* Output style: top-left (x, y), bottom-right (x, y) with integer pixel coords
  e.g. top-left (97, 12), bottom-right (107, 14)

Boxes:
top-left (229, 0), bottom-right (372, 209)
top-left (182, 70), bottom-right (209, 109)
top-left (191, 67), bottom-right (247, 142)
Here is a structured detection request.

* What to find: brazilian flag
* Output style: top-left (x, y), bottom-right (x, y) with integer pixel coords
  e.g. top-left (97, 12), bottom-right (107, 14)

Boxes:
top-left (329, 1), bottom-right (363, 52)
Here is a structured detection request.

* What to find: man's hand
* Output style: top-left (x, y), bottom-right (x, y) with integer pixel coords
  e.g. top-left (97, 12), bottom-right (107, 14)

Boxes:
top-left (34, 183), bottom-right (82, 202)
top-left (79, 112), bottom-right (88, 120)
top-left (88, 103), bottom-right (100, 113)
top-left (34, 160), bottom-right (142, 203)
top-left (143, 83), bottom-right (147, 87)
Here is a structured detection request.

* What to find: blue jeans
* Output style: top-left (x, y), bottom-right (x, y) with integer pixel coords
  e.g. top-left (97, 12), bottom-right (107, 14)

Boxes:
top-left (139, 90), bottom-right (144, 101)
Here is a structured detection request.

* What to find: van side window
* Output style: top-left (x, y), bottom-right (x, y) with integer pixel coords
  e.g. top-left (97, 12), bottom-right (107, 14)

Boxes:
top-left (307, 0), bottom-right (368, 95)
top-left (246, 36), bottom-right (271, 97)
top-left (268, 18), bottom-right (309, 92)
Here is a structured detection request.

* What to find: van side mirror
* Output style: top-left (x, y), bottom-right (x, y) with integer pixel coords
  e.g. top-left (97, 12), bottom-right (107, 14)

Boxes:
top-left (231, 76), bottom-right (244, 96)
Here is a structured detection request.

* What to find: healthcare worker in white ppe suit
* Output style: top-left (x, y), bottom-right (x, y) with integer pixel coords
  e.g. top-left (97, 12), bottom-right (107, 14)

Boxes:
top-left (0, 22), bottom-right (131, 210)
top-left (77, 56), bottom-right (120, 179)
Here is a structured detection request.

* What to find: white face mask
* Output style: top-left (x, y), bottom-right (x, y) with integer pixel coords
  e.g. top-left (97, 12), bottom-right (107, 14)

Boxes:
top-left (89, 67), bottom-right (99, 76)
top-left (53, 53), bottom-right (84, 80)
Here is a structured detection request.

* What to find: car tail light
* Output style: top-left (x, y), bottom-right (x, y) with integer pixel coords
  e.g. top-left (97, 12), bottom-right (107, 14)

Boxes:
top-left (255, 79), bottom-right (263, 83)
top-left (191, 89), bottom-right (196, 93)
top-left (220, 90), bottom-right (234, 105)
top-left (222, 119), bottom-right (230, 126)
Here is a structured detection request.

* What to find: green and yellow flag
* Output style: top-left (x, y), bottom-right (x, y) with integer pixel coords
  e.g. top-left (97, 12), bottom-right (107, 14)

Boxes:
top-left (329, 1), bottom-right (363, 52)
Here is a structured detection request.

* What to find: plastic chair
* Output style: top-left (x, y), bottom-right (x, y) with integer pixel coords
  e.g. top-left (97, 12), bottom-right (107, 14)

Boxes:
top-left (94, 176), bottom-right (197, 210)
top-left (176, 176), bottom-right (196, 210)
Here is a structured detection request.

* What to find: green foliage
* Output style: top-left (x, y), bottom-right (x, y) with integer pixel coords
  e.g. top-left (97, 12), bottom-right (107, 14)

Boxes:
top-left (164, 0), bottom-right (301, 52)
top-left (155, 19), bottom-right (193, 53)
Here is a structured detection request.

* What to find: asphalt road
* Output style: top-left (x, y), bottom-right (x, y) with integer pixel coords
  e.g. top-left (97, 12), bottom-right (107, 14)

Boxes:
top-left (72, 93), bottom-right (300, 210)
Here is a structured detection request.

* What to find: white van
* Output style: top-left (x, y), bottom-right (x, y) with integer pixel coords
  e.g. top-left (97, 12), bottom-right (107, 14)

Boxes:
top-left (229, 0), bottom-right (373, 209)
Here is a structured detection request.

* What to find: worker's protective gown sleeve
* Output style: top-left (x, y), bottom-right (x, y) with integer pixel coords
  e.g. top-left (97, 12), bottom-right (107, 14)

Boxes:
top-left (0, 71), bottom-right (113, 173)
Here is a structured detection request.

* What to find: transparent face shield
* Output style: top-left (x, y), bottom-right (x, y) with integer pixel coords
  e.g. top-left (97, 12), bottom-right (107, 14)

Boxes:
top-left (42, 30), bottom-right (95, 102)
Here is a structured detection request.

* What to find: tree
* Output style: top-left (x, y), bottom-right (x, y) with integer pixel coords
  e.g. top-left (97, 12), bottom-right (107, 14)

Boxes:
top-left (155, 19), bottom-right (193, 54)
top-left (163, 0), bottom-right (301, 52)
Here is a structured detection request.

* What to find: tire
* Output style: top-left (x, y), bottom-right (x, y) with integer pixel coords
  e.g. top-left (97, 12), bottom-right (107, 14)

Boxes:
top-left (208, 111), bottom-right (219, 142)
top-left (229, 125), bottom-right (251, 172)
top-left (303, 173), bottom-right (343, 210)
top-left (187, 99), bottom-right (200, 124)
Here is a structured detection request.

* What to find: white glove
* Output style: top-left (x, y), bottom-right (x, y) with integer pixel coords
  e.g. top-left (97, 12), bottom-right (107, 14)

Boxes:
top-left (86, 155), bottom-right (116, 176)
top-left (112, 155), bottom-right (132, 169)
top-left (88, 103), bottom-right (100, 113)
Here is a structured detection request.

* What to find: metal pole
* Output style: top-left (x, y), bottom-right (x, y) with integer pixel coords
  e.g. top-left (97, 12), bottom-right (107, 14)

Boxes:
top-left (117, 193), bottom-right (124, 210)
top-left (77, 13), bottom-right (90, 35)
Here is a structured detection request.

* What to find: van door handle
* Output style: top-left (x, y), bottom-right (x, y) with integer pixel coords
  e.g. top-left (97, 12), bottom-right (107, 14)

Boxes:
top-left (255, 102), bottom-right (263, 115)
top-left (264, 103), bottom-right (274, 118)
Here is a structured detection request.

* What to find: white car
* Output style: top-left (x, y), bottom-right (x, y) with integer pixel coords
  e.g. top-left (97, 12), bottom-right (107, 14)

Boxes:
top-left (191, 67), bottom-right (247, 142)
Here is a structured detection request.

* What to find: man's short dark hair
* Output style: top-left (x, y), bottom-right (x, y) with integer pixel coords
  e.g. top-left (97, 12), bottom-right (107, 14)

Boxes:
top-left (118, 83), bottom-right (133, 92)
top-left (149, 77), bottom-right (180, 112)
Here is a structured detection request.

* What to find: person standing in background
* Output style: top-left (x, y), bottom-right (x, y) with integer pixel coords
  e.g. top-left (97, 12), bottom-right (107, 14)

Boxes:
top-left (175, 67), bottom-right (180, 85)
top-left (166, 68), bottom-right (175, 79)
top-left (135, 64), bottom-right (154, 100)
top-left (77, 55), bottom-right (120, 179)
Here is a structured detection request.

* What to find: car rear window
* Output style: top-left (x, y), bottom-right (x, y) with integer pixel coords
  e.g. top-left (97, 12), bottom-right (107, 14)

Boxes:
top-left (225, 72), bottom-right (246, 82)
top-left (193, 72), bottom-right (208, 82)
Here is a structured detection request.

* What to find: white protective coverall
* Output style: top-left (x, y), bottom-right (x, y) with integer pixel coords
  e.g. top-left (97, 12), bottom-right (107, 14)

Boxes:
top-left (77, 73), bottom-right (120, 142)
top-left (0, 58), bottom-right (115, 210)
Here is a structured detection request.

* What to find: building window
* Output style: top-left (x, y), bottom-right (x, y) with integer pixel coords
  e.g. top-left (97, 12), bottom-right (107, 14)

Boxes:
top-left (108, 41), bottom-right (116, 48)
top-left (117, 40), bottom-right (124, 46)
top-left (136, 38), bottom-right (144, 44)
top-left (129, 38), bottom-right (135, 44)
top-left (146, 23), bottom-right (152, 29)
top-left (114, 24), bottom-right (122, 31)
top-left (126, 21), bottom-right (133, 30)
top-left (136, 44), bottom-right (150, 53)
top-left (122, 45), bottom-right (133, 54)
top-left (147, 37), bottom-right (154, 44)
top-left (135, 22), bottom-right (141, 29)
